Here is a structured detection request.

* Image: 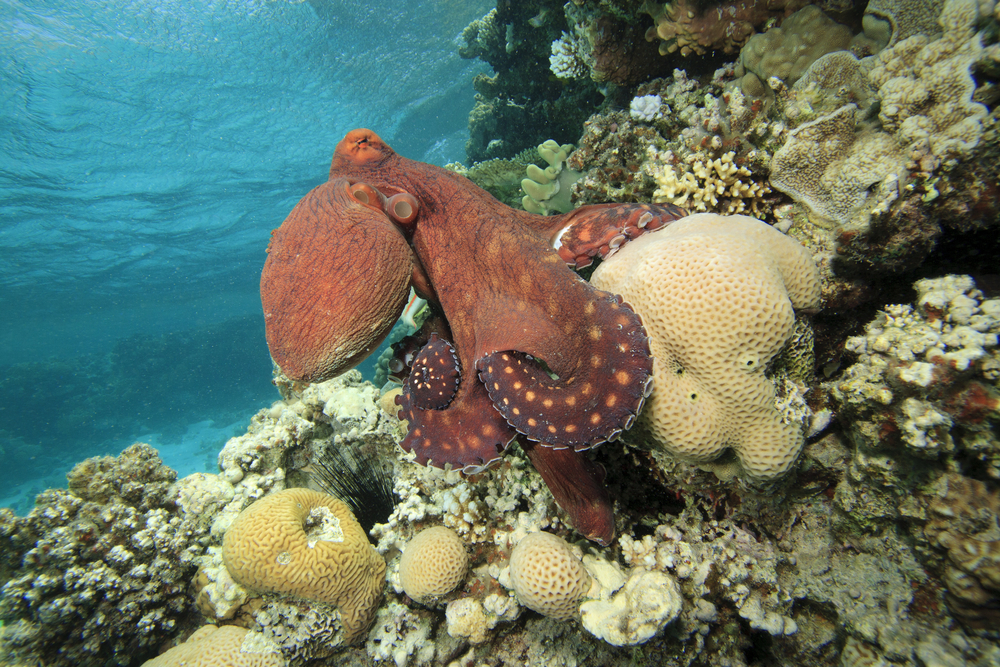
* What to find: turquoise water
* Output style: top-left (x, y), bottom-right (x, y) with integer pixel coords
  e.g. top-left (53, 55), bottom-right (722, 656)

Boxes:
top-left (0, 0), bottom-right (490, 510)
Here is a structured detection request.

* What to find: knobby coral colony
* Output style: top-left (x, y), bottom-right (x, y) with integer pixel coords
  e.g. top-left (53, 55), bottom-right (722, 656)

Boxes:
top-left (260, 129), bottom-right (688, 546)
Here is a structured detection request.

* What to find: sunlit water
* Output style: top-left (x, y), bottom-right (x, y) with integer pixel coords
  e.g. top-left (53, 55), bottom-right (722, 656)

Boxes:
top-left (0, 0), bottom-right (490, 511)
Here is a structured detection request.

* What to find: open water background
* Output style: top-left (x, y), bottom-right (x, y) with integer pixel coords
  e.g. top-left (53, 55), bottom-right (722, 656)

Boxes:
top-left (0, 0), bottom-right (491, 511)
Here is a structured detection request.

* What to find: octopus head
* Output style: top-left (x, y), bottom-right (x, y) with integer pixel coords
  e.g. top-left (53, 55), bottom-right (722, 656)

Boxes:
top-left (330, 128), bottom-right (395, 176)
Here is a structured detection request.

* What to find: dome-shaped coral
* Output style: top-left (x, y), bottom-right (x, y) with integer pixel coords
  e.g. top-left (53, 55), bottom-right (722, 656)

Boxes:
top-left (508, 532), bottom-right (592, 621)
top-left (398, 526), bottom-right (469, 603)
top-left (221, 488), bottom-right (386, 644)
top-left (141, 625), bottom-right (284, 667)
top-left (591, 213), bottom-right (821, 479)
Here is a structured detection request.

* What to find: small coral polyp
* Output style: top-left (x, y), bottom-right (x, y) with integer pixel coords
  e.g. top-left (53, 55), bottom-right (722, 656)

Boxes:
top-left (591, 213), bottom-right (821, 479)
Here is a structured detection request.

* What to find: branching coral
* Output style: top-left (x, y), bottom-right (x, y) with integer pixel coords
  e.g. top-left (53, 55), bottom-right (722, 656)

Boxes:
top-left (645, 148), bottom-right (771, 217)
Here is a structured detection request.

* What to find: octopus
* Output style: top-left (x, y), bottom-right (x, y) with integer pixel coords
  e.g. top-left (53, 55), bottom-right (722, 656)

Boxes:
top-left (261, 129), bottom-right (687, 544)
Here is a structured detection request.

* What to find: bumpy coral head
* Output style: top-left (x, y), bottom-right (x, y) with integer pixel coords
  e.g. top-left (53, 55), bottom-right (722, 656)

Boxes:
top-left (398, 526), bottom-right (469, 604)
top-left (221, 488), bottom-right (387, 644)
top-left (591, 213), bottom-right (821, 479)
top-left (509, 531), bottom-right (593, 621)
top-left (260, 176), bottom-right (413, 383)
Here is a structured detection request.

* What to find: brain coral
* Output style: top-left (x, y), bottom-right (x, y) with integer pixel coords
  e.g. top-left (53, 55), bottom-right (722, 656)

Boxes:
top-left (509, 531), bottom-right (592, 620)
top-left (141, 625), bottom-right (284, 667)
top-left (590, 214), bottom-right (821, 479)
top-left (221, 488), bottom-right (386, 644)
top-left (398, 526), bottom-right (469, 603)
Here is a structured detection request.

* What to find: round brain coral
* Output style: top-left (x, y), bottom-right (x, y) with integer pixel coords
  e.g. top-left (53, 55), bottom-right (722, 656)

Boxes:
top-left (141, 625), bottom-right (284, 667)
top-left (591, 213), bottom-right (821, 479)
top-left (221, 488), bottom-right (386, 644)
top-left (509, 532), bottom-right (592, 621)
top-left (398, 526), bottom-right (469, 603)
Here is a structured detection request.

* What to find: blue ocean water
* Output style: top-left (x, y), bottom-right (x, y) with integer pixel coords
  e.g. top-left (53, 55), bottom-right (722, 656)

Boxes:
top-left (0, 0), bottom-right (491, 511)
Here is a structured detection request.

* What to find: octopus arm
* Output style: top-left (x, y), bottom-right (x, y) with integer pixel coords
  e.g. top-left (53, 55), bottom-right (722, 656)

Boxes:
top-left (474, 287), bottom-right (653, 451)
top-left (522, 441), bottom-right (615, 546)
top-left (549, 202), bottom-right (688, 269)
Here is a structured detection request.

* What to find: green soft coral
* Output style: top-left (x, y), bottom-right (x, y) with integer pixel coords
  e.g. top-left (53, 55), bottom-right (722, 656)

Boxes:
top-left (521, 140), bottom-right (582, 215)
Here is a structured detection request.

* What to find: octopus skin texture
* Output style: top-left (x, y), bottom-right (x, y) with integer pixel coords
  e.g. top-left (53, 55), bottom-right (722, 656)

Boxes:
top-left (260, 129), bottom-right (688, 544)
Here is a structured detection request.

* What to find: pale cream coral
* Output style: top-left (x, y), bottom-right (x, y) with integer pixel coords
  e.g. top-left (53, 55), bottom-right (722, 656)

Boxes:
top-left (509, 532), bottom-right (592, 621)
top-left (141, 626), bottom-right (285, 667)
top-left (221, 488), bottom-right (386, 644)
top-left (646, 149), bottom-right (770, 218)
top-left (398, 526), bottom-right (469, 603)
top-left (591, 214), bottom-right (821, 479)
top-left (867, 0), bottom-right (988, 170)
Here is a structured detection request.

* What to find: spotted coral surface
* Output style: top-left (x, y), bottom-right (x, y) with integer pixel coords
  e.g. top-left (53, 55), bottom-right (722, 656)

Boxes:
top-left (398, 526), bottom-right (469, 603)
top-left (591, 214), bottom-right (821, 479)
top-left (221, 488), bottom-right (386, 644)
top-left (508, 532), bottom-right (592, 621)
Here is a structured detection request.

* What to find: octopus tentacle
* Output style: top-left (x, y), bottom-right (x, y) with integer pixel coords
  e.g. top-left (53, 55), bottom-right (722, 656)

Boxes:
top-left (397, 372), bottom-right (518, 472)
top-left (477, 293), bottom-right (652, 450)
top-left (397, 324), bottom-right (518, 471)
top-left (550, 202), bottom-right (688, 269)
top-left (521, 441), bottom-right (615, 546)
top-left (387, 192), bottom-right (419, 230)
top-left (408, 333), bottom-right (460, 410)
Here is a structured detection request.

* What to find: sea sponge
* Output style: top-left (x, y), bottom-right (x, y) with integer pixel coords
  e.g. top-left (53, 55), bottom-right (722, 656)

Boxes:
top-left (398, 526), bottom-right (469, 603)
top-left (590, 214), bottom-right (821, 479)
top-left (141, 625), bottom-right (284, 667)
top-left (221, 488), bottom-right (386, 644)
top-left (508, 532), bottom-right (592, 620)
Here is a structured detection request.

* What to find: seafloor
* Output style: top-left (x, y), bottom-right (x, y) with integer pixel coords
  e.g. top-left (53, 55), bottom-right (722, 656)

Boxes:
top-left (2, 0), bottom-right (1000, 665)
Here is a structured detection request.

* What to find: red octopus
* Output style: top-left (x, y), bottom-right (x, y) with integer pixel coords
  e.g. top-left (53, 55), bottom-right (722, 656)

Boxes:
top-left (261, 129), bottom-right (686, 544)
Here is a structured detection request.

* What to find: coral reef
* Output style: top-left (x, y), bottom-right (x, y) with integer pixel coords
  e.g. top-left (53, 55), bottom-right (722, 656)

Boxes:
top-left (0, 445), bottom-right (208, 666)
top-left (459, 5), bottom-right (603, 163)
top-left (643, 0), bottom-right (806, 57)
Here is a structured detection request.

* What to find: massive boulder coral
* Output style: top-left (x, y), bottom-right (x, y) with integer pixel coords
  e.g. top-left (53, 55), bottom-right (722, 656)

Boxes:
top-left (221, 488), bottom-right (386, 644)
top-left (0, 444), bottom-right (208, 667)
top-left (591, 214), bottom-right (821, 479)
top-left (398, 526), bottom-right (469, 605)
top-left (642, 0), bottom-right (805, 57)
top-left (141, 625), bottom-right (285, 667)
top-left (737, 5), bottom-right (854, 100)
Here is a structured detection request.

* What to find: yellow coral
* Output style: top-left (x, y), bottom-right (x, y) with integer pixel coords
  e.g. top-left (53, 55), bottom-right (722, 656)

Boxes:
top-left (646, 149), bottom-right (770, 218)
top-left (140, 626), bottom-right (284, 667)
top-left (590, 214), bottom-right (821, 479)
top-left (221, 488), bottom-right (386, 644)
top-left (398, 526), bottom-right (469, 603)
top-left (509, 532), bottom-right (592, 620)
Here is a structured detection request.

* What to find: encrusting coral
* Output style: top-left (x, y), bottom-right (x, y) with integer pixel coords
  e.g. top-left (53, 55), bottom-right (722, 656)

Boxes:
top-left (397, 526), bottom-right (469, 604)
top-left (221, 488), bottom-right (386, 644)
top-left (591, 213), bottom-right (821, 479)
